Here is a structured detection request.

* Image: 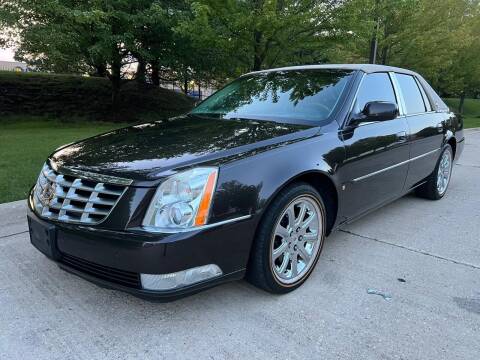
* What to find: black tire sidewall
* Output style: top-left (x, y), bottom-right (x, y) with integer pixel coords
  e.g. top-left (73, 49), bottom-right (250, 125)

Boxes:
top-left (248, 183), bottom-right (327, 293)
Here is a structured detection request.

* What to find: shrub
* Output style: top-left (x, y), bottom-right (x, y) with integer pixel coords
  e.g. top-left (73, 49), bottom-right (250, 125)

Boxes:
top-left (0, 71), bottom-right (194, 122)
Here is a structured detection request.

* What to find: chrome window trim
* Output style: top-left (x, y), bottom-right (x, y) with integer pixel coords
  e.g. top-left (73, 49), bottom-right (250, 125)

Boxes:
top-left (346, 72), bottom-right (366, 119)
top-left (140, 214), bottom-right (252, 234)
top-left (404, 111), bottom-right (436, 118)
top-left (389, 72), bottom-right (406, 116)
top-left (351, 148), bottom-right (440, 182)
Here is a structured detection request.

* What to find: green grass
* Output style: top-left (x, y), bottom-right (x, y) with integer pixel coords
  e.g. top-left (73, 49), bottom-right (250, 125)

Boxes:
top-left (0, 117), bottom-right (128, 203)
top-left (461, 116), bottom-right (480, 129)
top-left (444, 98), bottom-right (480, 129)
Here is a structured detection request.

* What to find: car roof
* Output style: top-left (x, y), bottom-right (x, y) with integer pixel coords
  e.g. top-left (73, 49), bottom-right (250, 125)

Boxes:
top-left (246, 64), bottom-right (419, 76)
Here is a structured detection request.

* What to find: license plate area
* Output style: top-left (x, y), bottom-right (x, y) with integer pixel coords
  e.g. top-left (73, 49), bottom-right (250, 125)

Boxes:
top-left (28, 215), bottom-right (59, 260)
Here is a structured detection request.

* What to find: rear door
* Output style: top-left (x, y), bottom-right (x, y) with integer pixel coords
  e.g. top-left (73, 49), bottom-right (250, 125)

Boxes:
top-left (339, 72), bottom-right (410, 220)
top-left (393, 73), bottom-right (444, 189)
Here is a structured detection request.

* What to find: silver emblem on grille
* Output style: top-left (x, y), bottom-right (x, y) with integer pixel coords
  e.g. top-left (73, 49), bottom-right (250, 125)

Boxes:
top-left (39, 182), bottom-right (56, 207)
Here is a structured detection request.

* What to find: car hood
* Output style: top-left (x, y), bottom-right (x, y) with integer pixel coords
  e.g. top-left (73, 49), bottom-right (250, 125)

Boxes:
top-left (50, 115), bottom-right (317, 184)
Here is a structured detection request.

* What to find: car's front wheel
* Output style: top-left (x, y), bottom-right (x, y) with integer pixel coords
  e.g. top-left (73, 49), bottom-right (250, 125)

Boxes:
top-left (247, 183), bottom-right (326, 293)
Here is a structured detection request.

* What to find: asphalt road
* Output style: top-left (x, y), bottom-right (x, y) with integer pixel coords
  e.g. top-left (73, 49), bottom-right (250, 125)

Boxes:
top-left (1, 129), bottom-right (479, 360)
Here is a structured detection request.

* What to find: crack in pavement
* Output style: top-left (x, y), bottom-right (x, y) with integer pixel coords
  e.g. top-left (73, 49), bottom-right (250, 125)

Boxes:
top-left (0, 230), bottom-right (29, 239)
top-left (456, 163), bottom-right (480, 169)
top-left (339, 229), bottom-right (480, 270)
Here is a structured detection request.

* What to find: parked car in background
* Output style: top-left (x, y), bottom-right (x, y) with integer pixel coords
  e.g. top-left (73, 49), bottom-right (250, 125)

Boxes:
top-left (27, 64), bottom-right (464, 300)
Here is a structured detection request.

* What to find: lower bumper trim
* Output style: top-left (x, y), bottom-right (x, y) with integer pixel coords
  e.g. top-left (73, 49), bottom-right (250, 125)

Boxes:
top-left (58, 261), bottom-right (245, 301)
top-left (60, 253), bottom-right (142, 289)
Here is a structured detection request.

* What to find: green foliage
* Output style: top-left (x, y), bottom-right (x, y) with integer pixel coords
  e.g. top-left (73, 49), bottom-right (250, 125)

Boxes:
top-left (177, 0), bottom-right (339, 75)
top-left (0, 71), bottom-right (194, 121)
top-left (332, 0), bottom-right (480, 96)
top-left (0, 0), bottom-right (479, 99)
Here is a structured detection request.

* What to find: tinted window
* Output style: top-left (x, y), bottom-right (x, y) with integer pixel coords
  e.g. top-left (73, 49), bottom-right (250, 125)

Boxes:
top-left (416, 78), bottom-right (432, 111)
top-left (191, 70), bottom-right (354, 124)
top-left (396, 74), bottom-right (426, 114)
top-left (355, 73), bottom-right (397, 113)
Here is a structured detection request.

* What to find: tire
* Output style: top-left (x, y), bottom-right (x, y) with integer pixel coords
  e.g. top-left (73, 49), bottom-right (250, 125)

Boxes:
top-left (415, 144), bottom-right (453, 200)
top-left (246, 183), bottom-right (326, 294)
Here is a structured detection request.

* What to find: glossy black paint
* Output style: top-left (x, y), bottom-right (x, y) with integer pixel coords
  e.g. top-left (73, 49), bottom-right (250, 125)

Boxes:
top-left (51, 116), bottom-right (312, 184)
top-left (29, 64), bottom-right (464, 300)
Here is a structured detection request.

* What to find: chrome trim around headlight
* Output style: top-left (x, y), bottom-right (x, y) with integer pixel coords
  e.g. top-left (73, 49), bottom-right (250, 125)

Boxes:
top-left (140, 214), bottom-right (252, 233)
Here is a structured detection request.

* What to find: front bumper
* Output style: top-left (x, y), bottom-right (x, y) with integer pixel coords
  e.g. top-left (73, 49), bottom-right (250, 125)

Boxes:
top-left (27, 206), bottom-right (253, 301)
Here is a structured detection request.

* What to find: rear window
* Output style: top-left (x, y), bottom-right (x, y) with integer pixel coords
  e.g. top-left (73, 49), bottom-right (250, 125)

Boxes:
top-left (396, 74), bottom-right (426, 114)
top-left (415, 78), bottom-right (432, 111)
top-left (417, 76), bottom-right (449, 112)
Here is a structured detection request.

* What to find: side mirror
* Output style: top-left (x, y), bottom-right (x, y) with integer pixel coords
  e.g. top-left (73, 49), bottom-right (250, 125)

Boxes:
top-left (350, 101), bottom-right (398, 126)
top-left (363, 101), bottom-right (398, 121)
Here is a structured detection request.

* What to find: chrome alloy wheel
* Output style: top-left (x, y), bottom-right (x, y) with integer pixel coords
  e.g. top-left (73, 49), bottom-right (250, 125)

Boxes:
top-left (437, 149), bottom-right (452, 195)
top-left (270, 195), bottom-right (323, 285)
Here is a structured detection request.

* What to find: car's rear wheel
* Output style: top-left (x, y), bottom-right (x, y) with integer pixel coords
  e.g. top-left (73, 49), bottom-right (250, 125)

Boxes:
top-left (247, 183), bottom-right (326, 293)
top-left (415, 144), bottom-right (453, 200)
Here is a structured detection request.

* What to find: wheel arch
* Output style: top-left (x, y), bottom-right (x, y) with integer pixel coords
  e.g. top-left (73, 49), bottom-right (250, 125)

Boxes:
top-left (447, 136), bottom-right (457, 158)
top-left (258, 170), bottom-right (339, 236)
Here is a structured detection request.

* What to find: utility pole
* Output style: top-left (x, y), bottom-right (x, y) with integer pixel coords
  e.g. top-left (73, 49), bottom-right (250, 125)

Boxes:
top-left (369, 20), bottom-right (379, 64)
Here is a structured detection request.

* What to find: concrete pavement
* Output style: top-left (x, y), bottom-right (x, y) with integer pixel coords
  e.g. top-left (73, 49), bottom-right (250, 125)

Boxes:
top-left (1, 129), bottom-right (479, 359)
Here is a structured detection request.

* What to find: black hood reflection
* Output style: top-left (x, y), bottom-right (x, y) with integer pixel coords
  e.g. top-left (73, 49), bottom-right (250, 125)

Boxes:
top-left (51, 115), bottom-right (314, 183)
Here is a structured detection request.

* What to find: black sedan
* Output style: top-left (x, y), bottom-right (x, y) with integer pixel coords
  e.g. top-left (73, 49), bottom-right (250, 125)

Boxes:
top-left (28, 64), bottom-right (464, 300)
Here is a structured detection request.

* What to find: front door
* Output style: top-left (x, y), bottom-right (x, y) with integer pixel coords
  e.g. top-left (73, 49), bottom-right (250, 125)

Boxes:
top-left (338, 72), bottom-right (410, 220)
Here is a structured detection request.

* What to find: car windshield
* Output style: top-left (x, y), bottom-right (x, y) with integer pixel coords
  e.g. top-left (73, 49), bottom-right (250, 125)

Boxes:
top-left (190, 69), bottom-right (354, 124)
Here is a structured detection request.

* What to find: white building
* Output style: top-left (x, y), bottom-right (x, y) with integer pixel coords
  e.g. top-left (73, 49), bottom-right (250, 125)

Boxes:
top-left (0, 61), bottom-right (29, 72)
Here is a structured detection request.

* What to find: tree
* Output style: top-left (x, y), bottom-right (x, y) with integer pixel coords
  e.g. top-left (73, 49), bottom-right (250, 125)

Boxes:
top-left (436, 5), bottom-right (480, 112)
top-left (331, 0), bottom-right (480, 99)
top-left (179, 0), bottom-right (339, 75)
top-left (1, 1), bottom-right (174, 108)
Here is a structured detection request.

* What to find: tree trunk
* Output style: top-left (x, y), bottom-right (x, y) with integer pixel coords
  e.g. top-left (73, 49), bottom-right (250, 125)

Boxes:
top-left (93, 64), bottom-right (108, 77)
top-left (136, 58), bottom-right (146, 83)
top-left (381, 45), bottom-right (389, 65)
top-left (109, 57), bottom-right (122, 116)
top-left (184, 75), bottom-right (189, 95)
top-left (151, 61), bottom-right (160, 87)
top-left (458, 92), bottom-right (466, 114)
top-left (253, 30), bottom-right (263, 71)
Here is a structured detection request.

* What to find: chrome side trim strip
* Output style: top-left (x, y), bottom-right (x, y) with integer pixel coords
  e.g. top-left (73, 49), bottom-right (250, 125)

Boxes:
top-left (140, 214), bottom-right (252, 234)
top-left (352, 148), bottom-right (440, 182)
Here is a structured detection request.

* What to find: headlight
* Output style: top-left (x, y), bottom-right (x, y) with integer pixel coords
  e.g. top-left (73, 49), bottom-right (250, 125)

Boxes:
top-left (142, 167), bottom-right (218, 231)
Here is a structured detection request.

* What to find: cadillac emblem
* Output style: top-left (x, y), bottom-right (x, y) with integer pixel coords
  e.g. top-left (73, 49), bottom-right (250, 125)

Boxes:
top-left (39, 182), bottom-right (56, 207)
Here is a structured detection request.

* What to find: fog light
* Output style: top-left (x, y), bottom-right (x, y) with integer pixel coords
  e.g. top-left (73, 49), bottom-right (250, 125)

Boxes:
top-left (141, 264), bottom-right (223, 291)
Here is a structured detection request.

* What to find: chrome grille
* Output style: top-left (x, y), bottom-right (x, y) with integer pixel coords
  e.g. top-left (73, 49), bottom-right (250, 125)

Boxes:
top-left (32, 163), bottom-right (127, 224)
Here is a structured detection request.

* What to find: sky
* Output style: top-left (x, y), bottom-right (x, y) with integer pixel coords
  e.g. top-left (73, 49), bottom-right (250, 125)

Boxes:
top-left (0, 48), bottom-right (16, 62)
